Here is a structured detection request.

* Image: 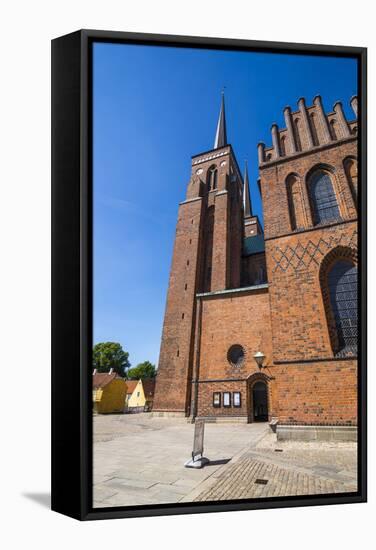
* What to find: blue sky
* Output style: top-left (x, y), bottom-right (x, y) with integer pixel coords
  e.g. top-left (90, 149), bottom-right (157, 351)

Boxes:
top-left (93, 42), bottom-right (357, 368)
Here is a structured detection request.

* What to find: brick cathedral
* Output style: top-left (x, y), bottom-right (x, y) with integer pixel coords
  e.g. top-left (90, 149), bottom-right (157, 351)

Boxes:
top-left (153, 93), bottom-right (358, 433)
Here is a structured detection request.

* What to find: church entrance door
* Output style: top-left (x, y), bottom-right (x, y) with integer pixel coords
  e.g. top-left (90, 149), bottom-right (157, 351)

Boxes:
top-left (252, 381), bottom-right (268, 422)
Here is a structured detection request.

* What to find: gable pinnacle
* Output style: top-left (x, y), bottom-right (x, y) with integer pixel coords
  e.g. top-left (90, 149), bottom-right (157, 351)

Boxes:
top-left (243, 160), bottom-right (252, 218)
top-left (214, 91), bottom-right (228, 149)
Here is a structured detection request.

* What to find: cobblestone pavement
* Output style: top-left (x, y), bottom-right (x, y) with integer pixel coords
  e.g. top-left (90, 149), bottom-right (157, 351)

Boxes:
top-left (93, 415), bottom-right (357, 507)
top-left (188, 432), bottom-right (357, 501)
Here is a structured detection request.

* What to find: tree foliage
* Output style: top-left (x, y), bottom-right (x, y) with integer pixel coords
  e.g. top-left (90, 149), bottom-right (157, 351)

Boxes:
top-left (92, 342), bottom-right (130, 377)
top-left (127, 360), bottom-right (156, 380)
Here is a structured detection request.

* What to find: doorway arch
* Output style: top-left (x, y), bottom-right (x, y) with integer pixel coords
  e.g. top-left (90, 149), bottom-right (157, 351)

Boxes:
top-left (247, 373), bottom-right (270, 423)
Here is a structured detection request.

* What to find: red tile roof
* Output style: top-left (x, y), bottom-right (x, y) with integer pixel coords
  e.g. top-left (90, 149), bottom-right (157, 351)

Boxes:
top-left (93, 372), bottom-right (120, 389)
top-left (124, 378), bottom-right (156, 397)
top-left (125, 380), bottom-right (139, 394)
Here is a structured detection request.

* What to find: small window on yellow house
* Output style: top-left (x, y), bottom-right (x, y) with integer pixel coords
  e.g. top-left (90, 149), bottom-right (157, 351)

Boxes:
top-left (137, 391), bottom-right (140, 397)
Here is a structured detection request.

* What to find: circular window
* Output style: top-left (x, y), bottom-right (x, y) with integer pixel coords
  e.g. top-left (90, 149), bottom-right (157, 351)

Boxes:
top-left (227, 345), bottom-right (245, 367)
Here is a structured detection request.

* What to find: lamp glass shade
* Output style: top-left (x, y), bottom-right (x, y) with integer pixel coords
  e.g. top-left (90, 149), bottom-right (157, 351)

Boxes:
top-left (253, 351), bottom-right (266, 368)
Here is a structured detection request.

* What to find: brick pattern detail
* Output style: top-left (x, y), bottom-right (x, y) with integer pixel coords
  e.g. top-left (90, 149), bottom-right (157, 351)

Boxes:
top-left (271, 228), bottom-right (357, 272)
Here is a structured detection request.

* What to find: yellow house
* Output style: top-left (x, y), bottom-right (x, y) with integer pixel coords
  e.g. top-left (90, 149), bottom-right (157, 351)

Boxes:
top-left (93, 370), bottom-right (127, 414)
top-left (125, 379), bottom-right (155, 413)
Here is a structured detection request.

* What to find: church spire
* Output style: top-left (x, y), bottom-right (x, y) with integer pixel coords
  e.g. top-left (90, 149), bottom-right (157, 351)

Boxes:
top-left (214, 91), bottom-right (228, 149)
top-left (243, 160), bottom-right (252, 218)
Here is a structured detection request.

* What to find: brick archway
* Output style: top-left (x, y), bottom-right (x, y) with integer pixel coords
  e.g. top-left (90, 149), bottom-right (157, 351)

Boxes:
top-left (247, 372), bottom-right (271, 423)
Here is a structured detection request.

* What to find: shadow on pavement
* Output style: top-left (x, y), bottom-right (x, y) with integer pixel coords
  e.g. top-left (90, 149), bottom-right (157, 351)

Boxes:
top-left (207, 458), bottom-right (231, 466)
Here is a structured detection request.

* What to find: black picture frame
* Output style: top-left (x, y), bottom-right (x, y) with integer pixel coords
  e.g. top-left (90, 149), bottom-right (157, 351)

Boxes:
top-left (52, 29), bottom-right (367, 521)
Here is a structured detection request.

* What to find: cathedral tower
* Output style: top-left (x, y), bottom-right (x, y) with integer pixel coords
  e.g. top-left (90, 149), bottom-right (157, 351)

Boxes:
top-left (153, 94), bottom-right (245, 415)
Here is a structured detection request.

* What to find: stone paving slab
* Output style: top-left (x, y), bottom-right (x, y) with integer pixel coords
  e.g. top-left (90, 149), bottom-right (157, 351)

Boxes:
top-left (93, 414), bottom-right (357, 507)
top-left (93, 414), bottom-right (268, 507)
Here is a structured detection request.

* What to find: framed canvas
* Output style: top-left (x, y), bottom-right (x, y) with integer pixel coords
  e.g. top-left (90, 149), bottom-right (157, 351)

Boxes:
top-left (51, 29), bottom-right (367, 520)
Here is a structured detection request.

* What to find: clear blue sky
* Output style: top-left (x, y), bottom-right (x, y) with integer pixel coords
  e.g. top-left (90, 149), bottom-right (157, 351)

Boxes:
top-left (93, 42), bottom-right (357, 368)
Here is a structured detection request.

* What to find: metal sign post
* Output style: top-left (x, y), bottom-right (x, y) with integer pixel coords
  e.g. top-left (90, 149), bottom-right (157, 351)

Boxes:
top-left (184, 419), bottom-right (210, 468)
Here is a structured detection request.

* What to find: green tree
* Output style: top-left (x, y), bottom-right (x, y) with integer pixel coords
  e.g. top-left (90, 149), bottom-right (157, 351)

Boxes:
top-left (127, 360), bottom-right (156, 380)
top-left (92, 342), bottom-right (130, 377)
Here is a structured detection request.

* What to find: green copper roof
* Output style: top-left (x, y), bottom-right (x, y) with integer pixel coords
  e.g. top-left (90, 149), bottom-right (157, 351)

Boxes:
top-left (243, 235), bottom-right (265, 256)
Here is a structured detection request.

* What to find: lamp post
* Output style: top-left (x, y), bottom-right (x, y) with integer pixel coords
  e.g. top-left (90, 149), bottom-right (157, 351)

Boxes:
top-left (253, 351), bottom-right (266, 369)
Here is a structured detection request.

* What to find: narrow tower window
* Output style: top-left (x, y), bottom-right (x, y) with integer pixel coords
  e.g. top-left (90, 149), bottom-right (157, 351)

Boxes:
top-left (202, 205), bottom-right (215, 292)
top-left (207, 165), bottom-right (218, 191)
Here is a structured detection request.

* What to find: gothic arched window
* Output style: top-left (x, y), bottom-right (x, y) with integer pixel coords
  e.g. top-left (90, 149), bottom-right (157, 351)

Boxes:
top-left (308, 170), bottom-right (340, 225)
top-left (327, 260), bottom-right (358, 355)
top-left (207, 165), bottom-right (218, 191)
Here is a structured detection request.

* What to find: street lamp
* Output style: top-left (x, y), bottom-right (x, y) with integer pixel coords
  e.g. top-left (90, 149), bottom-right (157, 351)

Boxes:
top-left (253, 351), bottom-right (266, 369)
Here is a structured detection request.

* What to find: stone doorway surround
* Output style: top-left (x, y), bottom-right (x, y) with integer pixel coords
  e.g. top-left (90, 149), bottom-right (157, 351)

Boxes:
top-left (247, 371), bottom-right (272, 423)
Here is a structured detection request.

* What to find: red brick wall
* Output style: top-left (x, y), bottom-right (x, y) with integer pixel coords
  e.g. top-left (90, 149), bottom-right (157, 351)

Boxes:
top-left (153, 197), bottom-right (204, 413)
top-left (259, 133), bottom-right (358, 426)
top-left (195, 289), bottom-right (274, 418)
top-left (260, 139), bottom-right (357, 241)
top-left (197, 380), bottom-right (248, 418)
top-left (270, 360), bottom-right (357, 425)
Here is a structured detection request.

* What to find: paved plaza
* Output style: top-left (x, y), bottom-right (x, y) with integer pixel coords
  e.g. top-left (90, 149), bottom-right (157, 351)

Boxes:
top-left (93, 414), bottom-right (357, 508)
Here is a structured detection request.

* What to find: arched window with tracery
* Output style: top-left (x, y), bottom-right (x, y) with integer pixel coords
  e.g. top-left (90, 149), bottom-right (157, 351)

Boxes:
top-left (286, 174), bottom-right (305, 230)
top-left (343, 157), bottom-right (358, 204)
top-left (326, 260), bottom-right (358, 356)
top-left (207, 165), bottom-right (218, 191)
top-left (308, 169), bottom-right (340, 225)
